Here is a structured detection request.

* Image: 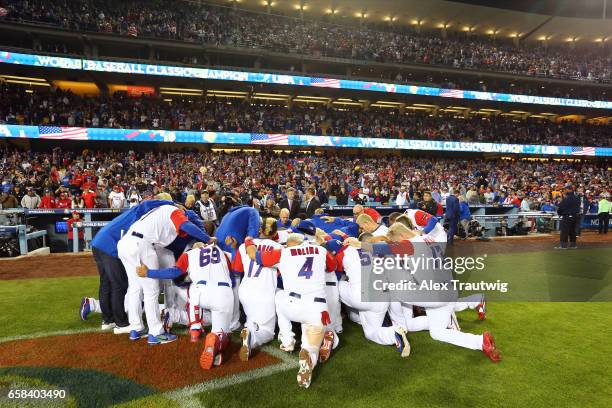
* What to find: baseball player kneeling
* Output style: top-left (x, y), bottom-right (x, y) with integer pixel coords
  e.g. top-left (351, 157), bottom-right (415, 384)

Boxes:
top-left (245, 233), bottom-right (337, 389)
top-left (232, 218), bottom-right (283, 361)
top-left (137, 242), bottom-right (233, 370)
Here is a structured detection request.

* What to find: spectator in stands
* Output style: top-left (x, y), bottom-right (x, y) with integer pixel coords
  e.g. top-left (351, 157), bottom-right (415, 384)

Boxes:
top-left (21, 187), bottom-right (41, 209)
top-left (279, 187), bottom-right (301, 219)
top-left (261, 197), bottom-right (281, 218)
top-left (520, 193), bottom-right (532, 212)
top-left (2, 0), bottom-right (610, 83)
top-left (95, 186), bottom-right (108, 208)
top-left (56, 192), bottom-right (72, 208)
top-left (40, 189), bottom-right (57, 208)
top-left (466, 186), bottom-right (480, 205)
top-left (82, 188), bottom-right (97, 208)
top-left (72, 192), bottom-right (85, 209)
top-left (0, 191), bottom-right (19, 208)
top-left (108, 185), bottom-right (125, 209)
top-left (396, 185), bottom-right (409, 206)
top-left (336, 186), bottom-right (349, 206)
top-left (127, 189), bottom-right (141, 208)
top-left (12, 185), bottom-right (25, 203)
top-left (304, 187), bottom-right (321, 218)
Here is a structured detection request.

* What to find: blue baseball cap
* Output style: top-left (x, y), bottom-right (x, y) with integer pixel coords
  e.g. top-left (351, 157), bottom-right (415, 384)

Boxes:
top-left (295, 220), bottom-right (316, 236)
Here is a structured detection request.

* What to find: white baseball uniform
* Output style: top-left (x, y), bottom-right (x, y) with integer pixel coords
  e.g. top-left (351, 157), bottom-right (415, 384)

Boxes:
top-left (404, 209), bottom-right (447, 243)
top-left (233, 238), bottom-right (283, 349)
top-left (175, 244), bottom-right (234, 335)
top-left (118, 204), bottom-right (189, 336)
top-left (337, 245), bottom-right (399, 345)
top-left (394, 235), bottom-right (483, 351)
top-left (255, 241), bottom-right (337, 368)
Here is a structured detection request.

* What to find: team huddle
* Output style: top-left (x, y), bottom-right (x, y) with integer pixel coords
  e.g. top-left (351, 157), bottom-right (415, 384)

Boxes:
top-left (80, 197), bottom-right (501, 389)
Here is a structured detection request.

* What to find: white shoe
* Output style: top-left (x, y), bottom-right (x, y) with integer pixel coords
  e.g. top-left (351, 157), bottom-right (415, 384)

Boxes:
top-left (113, 325), bottom-right (132, 335)
top-left (101, 322), bottom-right (116, 331)
top-left (280, 339), bottom-right (296, 353)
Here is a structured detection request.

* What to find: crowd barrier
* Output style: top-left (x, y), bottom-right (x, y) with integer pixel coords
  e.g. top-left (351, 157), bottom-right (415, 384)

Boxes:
top-left (1, 205), bottom-right (608, 255)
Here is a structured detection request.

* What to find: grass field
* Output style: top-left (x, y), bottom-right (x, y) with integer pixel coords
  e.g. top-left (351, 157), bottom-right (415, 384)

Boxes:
top-left (0, 246), bottom-right (611, 407)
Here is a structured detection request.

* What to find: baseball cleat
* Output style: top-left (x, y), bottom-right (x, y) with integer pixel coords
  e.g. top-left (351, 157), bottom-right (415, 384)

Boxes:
top-left (200, 333), bottom-right (220, 370)
top-left (297, 349), bottom-right (313, 389)
top-left (129, 329), bottom-right (147, 341)
top-left (79, 297), bottom-right (91, 321)
top-left (482, 331), bottom-right (501, 363)
top-left (280, 339), bottom-right (296, 353)
top-left (190, 329), bottom-right (202, 343)
top-left (161, 309), bottom-right (172, 333)
top-left (113, 325), bottom-right (132, 335)
top-left (319, 330), bottom-right (335, 363)
top-left (476, 296), bottom-right (486, 320)
top-left (239, 328), bottom-right (252, 361)
top-left (394, 327), bottom-right (411, 358)
top-left (147, 333), bottom-right (178, 345)
top-left (101, 322), bottom-right (116, 331)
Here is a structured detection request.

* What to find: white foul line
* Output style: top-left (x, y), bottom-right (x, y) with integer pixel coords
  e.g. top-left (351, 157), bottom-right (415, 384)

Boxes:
top-left (162, 344), bottom-right (298, 406)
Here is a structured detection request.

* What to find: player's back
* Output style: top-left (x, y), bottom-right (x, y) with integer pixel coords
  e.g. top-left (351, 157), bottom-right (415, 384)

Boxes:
top-left (127, 204), bottom-right (183, 247)
top-left (238, 238), bottom-right (282, 289)
top-left (337, 245), bottom-right (370, 286)
top-left (186, 244), bottom-right (232, 286)
top-left (278, 242), bottom-right (328, 298)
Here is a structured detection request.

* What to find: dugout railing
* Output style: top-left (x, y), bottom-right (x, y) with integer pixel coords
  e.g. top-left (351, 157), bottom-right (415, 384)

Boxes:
top-left (0, 206), bottom-right (608, 254)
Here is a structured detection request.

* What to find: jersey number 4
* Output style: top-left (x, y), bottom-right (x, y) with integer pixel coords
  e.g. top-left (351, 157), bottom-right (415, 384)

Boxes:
top-left (298, 257), bottom-right (314, 279)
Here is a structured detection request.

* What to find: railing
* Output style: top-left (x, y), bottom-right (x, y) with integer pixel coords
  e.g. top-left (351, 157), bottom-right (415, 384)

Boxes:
top-left (1, 206), bottom-right (607, 255)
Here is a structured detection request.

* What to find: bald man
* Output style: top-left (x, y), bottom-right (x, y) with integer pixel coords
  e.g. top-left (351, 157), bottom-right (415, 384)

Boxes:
top-left (355, 214), bottom-right (388, 237)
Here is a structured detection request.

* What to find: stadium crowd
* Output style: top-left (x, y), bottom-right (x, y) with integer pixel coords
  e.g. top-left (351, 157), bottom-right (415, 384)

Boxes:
top-left (1, 146), bottom-right (609, 217)
top-left (1, 0), bottom-right (610, 84)
top-left (1, 87), bottom-right (610, 147)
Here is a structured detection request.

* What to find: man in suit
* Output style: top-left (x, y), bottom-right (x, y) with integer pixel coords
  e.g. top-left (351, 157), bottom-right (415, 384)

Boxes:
top-left (445, 191), bottom-right (460, 245)
top-left (555, 184), bottom-right (580, 249)
top-left (304, 187), bottom-right (321, 218)
top-left (279, 187), bottom-right (302, 219)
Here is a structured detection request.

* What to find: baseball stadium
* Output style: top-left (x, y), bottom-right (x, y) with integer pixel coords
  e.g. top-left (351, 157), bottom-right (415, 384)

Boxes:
top-left (0, 0), bottom-right (610, 406)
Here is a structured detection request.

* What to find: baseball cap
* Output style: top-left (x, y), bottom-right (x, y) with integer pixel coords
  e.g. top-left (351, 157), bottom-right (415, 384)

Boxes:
top-left (325, 233), bottom-right (344, 254)
top-left (295, 220), bottom-right (316, 236)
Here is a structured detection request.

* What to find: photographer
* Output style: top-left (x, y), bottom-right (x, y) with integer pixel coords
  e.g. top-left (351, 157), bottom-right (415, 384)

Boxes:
top-left (195, 190), bottom-right (218, 223)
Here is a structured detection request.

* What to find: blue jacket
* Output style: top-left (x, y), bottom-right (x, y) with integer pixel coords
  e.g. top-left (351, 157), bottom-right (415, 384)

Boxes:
top-left (215, 205), bottom-right (261, 254)
top-left (459, 202), bottom-right (471, 221)
top-left (277, 219), bottom-right (292, 229)
top-left (91, 200), bottom-right (172, 257)
top-left (445, 195), bottom-right (460, 220)
top-left (310, 214), bottom-right (359, 237)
